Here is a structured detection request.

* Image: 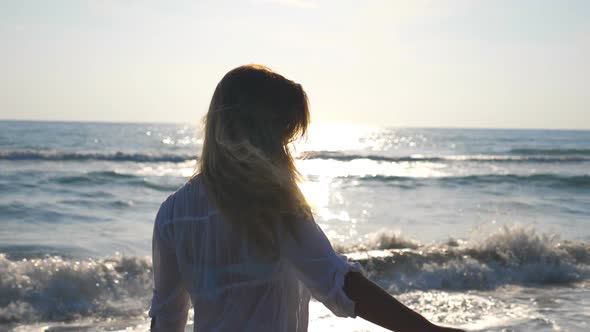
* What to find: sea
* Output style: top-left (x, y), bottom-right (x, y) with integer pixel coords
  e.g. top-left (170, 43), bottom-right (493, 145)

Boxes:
top-left (0, 120), bottom-right (589, 332)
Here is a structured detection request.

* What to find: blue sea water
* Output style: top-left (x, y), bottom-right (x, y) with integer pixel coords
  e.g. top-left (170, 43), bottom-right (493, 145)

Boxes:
top-left (0, 120), bottom-right (589, 331)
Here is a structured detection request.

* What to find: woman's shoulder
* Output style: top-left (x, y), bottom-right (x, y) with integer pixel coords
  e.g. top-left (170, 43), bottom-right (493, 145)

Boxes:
top-left (167, 174), bottom-right (204, 200)
top-left (157, 174), bottom-right (210, 222)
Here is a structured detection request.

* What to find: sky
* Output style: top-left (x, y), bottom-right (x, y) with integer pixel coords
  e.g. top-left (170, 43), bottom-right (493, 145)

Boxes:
top-left (1, 0), bottom-right (589, 129)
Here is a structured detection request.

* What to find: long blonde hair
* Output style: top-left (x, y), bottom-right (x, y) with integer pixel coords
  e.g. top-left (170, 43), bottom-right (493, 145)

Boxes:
top-left (196, 64), bottom-right (311, 251)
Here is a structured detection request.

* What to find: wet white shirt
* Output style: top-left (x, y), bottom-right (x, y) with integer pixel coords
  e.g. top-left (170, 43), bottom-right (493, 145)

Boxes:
top-left (149, 176), bottom-right (360, 331)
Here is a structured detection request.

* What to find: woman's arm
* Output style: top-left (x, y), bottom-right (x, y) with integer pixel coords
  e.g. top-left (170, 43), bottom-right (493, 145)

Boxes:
top-left (343, 271), bottom-right (465, 332)
top-left (280, 217), bottom-right (465, 331)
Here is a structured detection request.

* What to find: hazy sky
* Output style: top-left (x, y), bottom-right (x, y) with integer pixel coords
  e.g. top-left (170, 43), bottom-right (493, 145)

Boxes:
top-left (1, 0), bottom-right (589, 128)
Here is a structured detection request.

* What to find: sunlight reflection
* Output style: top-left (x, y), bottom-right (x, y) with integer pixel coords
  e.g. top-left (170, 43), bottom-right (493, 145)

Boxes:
top-left (296, 159), bottom-right (447, 179)
top-left (297, 174), bottom-right (355, 228)
top-left (292, 123), bottom-right (377, 154)
top-left (298, 176), bottom-right (331, 210)
top-left (137, 161), bottom-right (196, 177)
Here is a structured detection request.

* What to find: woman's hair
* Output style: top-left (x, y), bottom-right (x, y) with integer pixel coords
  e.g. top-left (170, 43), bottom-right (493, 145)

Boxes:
top-left (196, 64), bottom-right (312, 251)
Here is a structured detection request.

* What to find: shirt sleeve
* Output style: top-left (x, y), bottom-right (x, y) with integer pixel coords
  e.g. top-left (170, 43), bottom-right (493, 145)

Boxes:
top-left (280, 217), bottom-right (363, 318)
top-left (149, 197), bottom-right (191, 332)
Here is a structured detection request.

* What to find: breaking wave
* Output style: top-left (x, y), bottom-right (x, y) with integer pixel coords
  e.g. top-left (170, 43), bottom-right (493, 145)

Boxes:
top-left (0, 255), bottom-right (152, 323)
top-left (342, 226), bottom-right (590, 292)
top-left (1, 226), bottom-right (588, 323)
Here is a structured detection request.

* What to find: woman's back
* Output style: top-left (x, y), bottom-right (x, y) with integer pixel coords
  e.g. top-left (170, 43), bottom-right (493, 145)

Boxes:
top-left (149, 176), bottom-right (359, 331)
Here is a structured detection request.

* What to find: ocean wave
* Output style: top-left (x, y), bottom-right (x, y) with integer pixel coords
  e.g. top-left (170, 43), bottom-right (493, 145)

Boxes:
top-left (342, 226), bottom-right (590, 292)
top-left (302, 151), bottom-right (590, 163)
top-left (0, 151), bottom-right (195, 163)
top-left (352, 174), bottom-right (590, 189)
top-left (1, 226), bottom-right (588, 323)
top-left (0, 255), bottom-right (152, 323)
top-left (509, 148), bottom-right (590, 156)
top-left (50, 171), bottom-right (182, 192)
top-left (3, 150), bottom-right (590, 164)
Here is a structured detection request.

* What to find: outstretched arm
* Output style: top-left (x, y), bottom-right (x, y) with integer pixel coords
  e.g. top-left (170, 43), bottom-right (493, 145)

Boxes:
top-left (280, 216), bottom-right (465, 331)
top-left (343, 271), bottom-right (465, 332)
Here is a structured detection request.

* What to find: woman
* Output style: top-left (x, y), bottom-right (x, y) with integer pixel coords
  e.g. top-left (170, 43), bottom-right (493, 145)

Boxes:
top-left (149, 65), bottom-right (465, 332)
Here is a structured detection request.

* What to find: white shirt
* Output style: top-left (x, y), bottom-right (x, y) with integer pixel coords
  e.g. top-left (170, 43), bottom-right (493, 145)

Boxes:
top-left (149, 176), bottom-right (360, 331)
